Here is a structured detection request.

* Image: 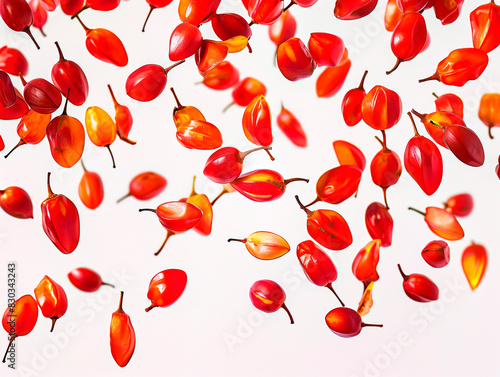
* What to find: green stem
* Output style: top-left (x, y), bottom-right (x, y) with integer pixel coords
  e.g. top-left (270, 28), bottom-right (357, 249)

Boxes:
top-left (408, 207), bottom-right (425, 216)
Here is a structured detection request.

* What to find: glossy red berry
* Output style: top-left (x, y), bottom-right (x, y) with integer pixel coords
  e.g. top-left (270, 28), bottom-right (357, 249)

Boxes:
top-left (249, 279), bottom-right (294, 323)
top-left (421, 240), bottom-right (450, 268)
top-left (203, 146), bottom-right (271, 184)
top-left (68, 267), bottom-right (115, 292)
top-left (277, 37), bottom-right (316, 81)
top-left (404, 112), bottom-right (443, 195)
top-left (365, 202), bottom-right (393, 247)
top-left (145, 269), bottom-right (187, 311)
top-left (398, 264), bottom-right (439, 302)
top-left (444, 193), bottom-right (473, 217)
top-left (0, 186), bottom-right (33, 219)
top-left (297, 240), bottom-right (343, 305)
top-left (325, 306), bottom-right (382, 337)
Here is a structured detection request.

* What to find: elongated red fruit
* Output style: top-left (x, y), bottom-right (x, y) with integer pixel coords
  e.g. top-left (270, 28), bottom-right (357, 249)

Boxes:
top-left (341, 70), bottom-right (367, 127)
top-left (422, 240), bottom-right (450, 268)
top-left (277, 38), bottom-right (316, 81)
top-left (41, 172), bottom-right (80, 254)
top-left (68, 267), bottom-right (115, 292)
top-left (51, 41), bottom-right (89, 106)
top-left (419, 48), bottom-right (488, 87)
top-left (365, 202), bottom-right (393, 247)
top-left (444, 125), bottom-right (485, 167)
top-left (231, 169), bottom-right (308, 202)
top-left (0, 46), bottom-right (29, 76)
top-left (404, 112), bottom-right (443, 195)
top-left (249, 279), bottom-right (294, 323)
top-left (110, 291), bottom-right (135, 367)
top-left (398, 264), bottom-right (439, 302)
top-left (0, 186), bottom-right (33, 219)
top-left (145, 269), bottom-right (187, 311)
top-left (296, 240), bottom-right (344, 306)
top-left (277, 104), bottom-right (307, 147)
top-left (296, 195), bottom-right (352, 251)
top-left (334, 0), bottom-right (378, 20)
top-left (169, 22), bottom-right (202, 61)
top-left (325, 306), bottom-right (382, 337)
top-left (75, 15), bottom-right (128, 67)
top-left (387, 12), bottom-right (427, 74)
top-left (203, 146), bottom-right (271, 184)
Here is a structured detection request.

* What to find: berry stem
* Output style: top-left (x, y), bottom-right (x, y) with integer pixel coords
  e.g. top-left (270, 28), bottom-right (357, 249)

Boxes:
top-left (116, 291), bottom-right (125, 313)
top-left (295, 195), bottom-right (313, 217)
top-left (361, 322), bottom-right (383, 328)
top-left (325, 283), bottom-right (345, 307)
top-left (4, 139), bottom-right (26, 158)
top-left (61, 88), bottom-right (70, 116)
top-left (303, 196), bottom-right (320, 208)
top-left (117, 132), bottom-right (137, 145)
top-left (116, 193), bottom-right (131, 203)
top-left (106, 145), bottom-right (116, 169)
top-left (382, 187), bottom-right (389, 210)
top-left (74, 14), bottom-right (90, 32)
top-left (170, 87), bottom-right (183, 108)
top-left (283, 1), bottom-right (295, 12)
top-left (419, 72), bottom-right (440, 83)
top-left (142, 5), bottom-right (155, 32)
top-left (138, 208), bottom-right (157, 213)
top-left (50, 317), bottom-right (57, 332)
top-left (408, 207), bottom-right (425, 216)
top-left (2, 336), bottom-right (16, 363)
top-left (145, 302), bottom-right (157, 312)
top-left (357, 70), bottom-right (368, 90)
top-left (281, 303), bottom-right (294, 324)
top-left (239, 146), bottom-right (272, 160)
top-left (24, 28), bottom-right (40, 50)
top-left (190, 176), bottom-right (197, 196)
top-left (211, 187), bottom-right (228, 206)
top-left (264, 148), bottom-right (275, 161)
top-left (488, 125), bottom-right (494, 139)
top-left (227, 238), bottom-right (246, 243)
top-left (154, 230), bottom-right (175, 256)
top-left (284, 177), bottom-right (309, 185)
top-left (408, 112), bottom-right (420, 137)
top-left (107, 84), bottom-right (118, 106)
top-left (411, 109), bottom-right (424, 121)
top-left (222, 102), bottom-right (235, 113)
top-left (47, 172), bottom-right (55, 198)
top-left (164, 60), bottom-right (185, 74)
top-left (54, 41), bottom-right (66, 61)
top-left (71, 5), bottom-right (90, 20)
top-left (386, 58), bottom-right (402, 75)
top-left (397, 263), bottom-right (408, 279)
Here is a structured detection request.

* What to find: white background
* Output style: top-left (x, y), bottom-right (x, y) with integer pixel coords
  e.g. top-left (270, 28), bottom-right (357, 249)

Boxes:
top-left (1, 0), bottom-right (500, 376)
